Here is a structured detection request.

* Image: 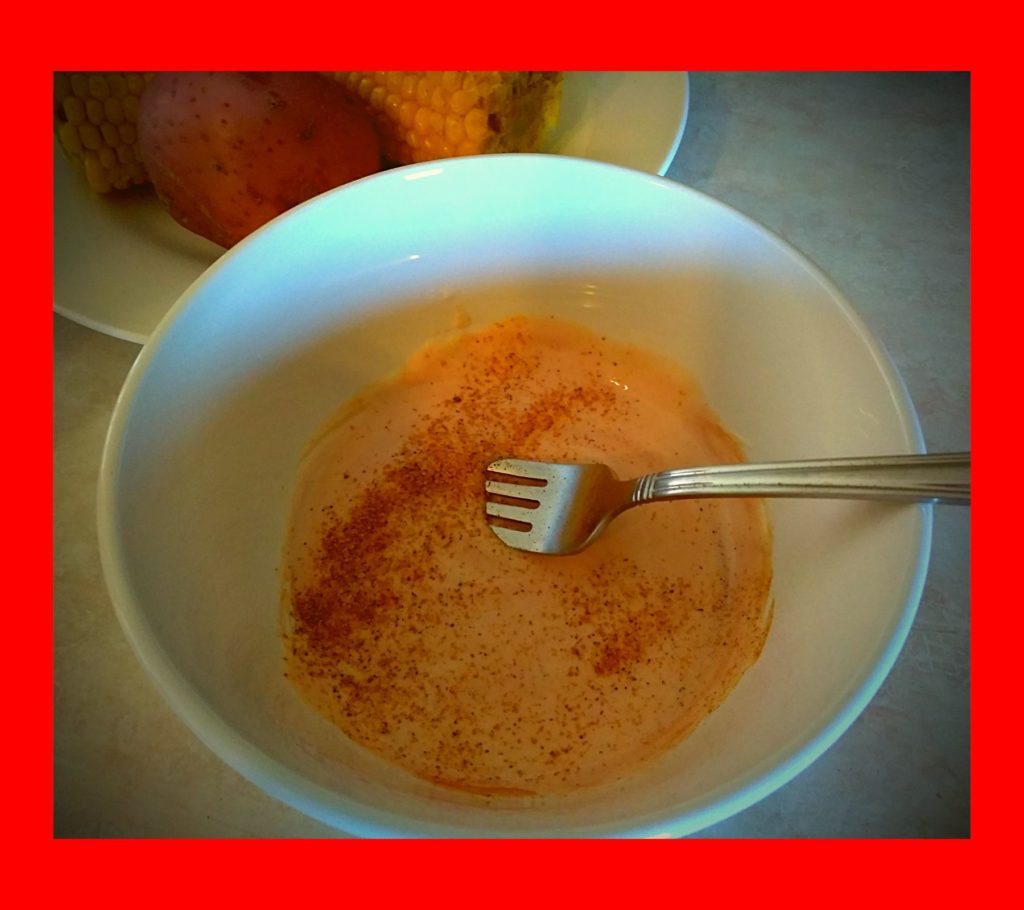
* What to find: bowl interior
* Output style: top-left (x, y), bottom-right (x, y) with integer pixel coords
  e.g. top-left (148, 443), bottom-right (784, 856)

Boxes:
top-left (99, 156), bottom-right (927, 837)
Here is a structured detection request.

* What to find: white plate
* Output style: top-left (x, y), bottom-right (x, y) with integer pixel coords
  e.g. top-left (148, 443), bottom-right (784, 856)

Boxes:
top-left (53, 72), bottom-right (689, 344)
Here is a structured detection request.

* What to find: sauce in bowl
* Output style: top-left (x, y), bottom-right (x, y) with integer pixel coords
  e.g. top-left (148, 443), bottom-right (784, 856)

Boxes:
top-left (281, 314), bottom-right (773, 796)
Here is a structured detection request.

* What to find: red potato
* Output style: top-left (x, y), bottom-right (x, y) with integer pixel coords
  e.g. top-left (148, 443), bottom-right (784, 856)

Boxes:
top-left (138, 72), bottom-right (382, 248)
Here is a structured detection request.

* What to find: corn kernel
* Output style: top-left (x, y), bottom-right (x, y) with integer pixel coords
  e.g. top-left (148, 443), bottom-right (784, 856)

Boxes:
top-left (123, 95), bottom-right (139, 122)
top-left (444, 113), bottom-right (465, 145)
top-left (401, 74), bottom-right (417, 99)
top-left (55, 72), bottom-right (157, 192)
top-left (413, 106), bottom-right (432, 137)
top-left (58, 120), bottom-right (82, 154)
top-left (442, 71), bottom-right (461, 92)
top-left (429, 111), bottom-right (444, 134)
top-left (108, 73), bottom-right (127, 99)
top-left (430, 86), bottom-right (446, 113)
top-left (86, 97), bottom-right (104, 125)
top-left (415, 76), bottom-right (431, 107)
top-left (398, 99), bottom-right (417, 129)
top-left (464, 107), bottom-right (489, 143)
top-left (449, 89), bottom-right (475, 115)
top-left (104, 96), bottom-right (124, 125)
top-left (386, 72), bottom-right (403, 94)
top-left (79, 123), bottom-right (102, 150)
top-left (88, 74), bottom-right (110, 100)
top-left (63, 95), bottom-right (85, 125)
top-left (83, 152), bottom-right (110, 192)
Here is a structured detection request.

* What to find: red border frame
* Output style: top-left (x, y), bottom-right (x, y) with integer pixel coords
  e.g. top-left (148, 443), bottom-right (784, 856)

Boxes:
top-left (26, 2), bottom-right (999, 902)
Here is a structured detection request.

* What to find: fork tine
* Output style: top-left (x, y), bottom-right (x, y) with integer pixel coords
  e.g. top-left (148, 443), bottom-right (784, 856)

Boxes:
top-left (487, 523), bottom-right (533, 548)
top-left (484, 500), bottom-right (538, 525)
top-left (484, 478), bottom-right (544, 501)
top-left (487, 458), bottom-right (554, 481)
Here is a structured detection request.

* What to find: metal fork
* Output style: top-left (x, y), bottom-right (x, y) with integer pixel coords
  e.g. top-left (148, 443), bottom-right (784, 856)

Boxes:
top-left (484, 453), bottom-right (971, 555)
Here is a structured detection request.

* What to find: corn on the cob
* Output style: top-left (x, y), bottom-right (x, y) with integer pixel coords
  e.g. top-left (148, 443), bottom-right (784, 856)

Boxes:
top-left (54, 72), bottom-right (153, 193)
top-left (334, 71), bottom-right (563, 166)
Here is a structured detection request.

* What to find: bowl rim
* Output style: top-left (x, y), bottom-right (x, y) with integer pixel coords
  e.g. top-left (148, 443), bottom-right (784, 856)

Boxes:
top-left (96, 154), bottom-right (931, 837)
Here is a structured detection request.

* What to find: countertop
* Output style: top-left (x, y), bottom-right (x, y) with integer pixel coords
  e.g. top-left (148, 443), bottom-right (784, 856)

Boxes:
top-left (53, 71), bottom-right (970, 838)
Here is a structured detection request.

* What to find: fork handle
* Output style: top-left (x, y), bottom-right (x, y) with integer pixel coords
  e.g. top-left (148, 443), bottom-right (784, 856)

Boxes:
top-left (632, 453), bottom-right (970, 505)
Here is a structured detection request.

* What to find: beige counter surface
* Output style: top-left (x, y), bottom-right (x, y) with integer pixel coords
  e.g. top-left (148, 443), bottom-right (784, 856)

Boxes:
top-left (54, 71), bottom-right (969, 837)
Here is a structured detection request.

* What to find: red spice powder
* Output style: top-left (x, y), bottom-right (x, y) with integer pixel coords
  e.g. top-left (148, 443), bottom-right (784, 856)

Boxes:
top-left (281, 315), bottom-right (773, 796)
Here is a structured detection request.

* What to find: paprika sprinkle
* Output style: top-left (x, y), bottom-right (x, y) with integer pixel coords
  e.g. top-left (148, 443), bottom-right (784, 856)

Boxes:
top-left (280, 314), bottom-right (773, 796)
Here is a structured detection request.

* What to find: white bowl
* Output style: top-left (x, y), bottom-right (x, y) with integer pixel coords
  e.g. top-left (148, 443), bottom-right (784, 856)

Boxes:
top-left (98, 155), bottom-right (928, 837)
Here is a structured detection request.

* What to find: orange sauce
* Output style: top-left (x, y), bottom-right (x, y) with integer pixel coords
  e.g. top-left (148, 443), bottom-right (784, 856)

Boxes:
top-left (281, 315), bottom-right (773, 796)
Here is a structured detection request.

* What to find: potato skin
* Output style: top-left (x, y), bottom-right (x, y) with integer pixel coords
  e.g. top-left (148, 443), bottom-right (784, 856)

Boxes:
top-left (138, 72), bottom-right (381, 248)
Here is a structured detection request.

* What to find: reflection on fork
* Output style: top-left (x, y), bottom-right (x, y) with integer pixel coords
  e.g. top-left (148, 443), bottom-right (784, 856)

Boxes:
top-left (484, 453), bottom-right (971, 555)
